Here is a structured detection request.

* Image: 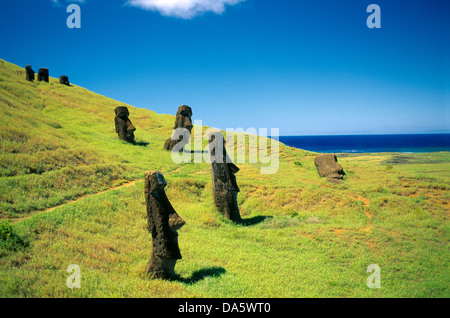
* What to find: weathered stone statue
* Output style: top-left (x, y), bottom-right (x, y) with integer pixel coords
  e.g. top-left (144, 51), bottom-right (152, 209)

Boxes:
top-left (314, 154), bottom-right (345, 184)
top-left (145, 171), bottom-right (185, 280)
top-left (208, 130), bottom-right (242, 222)
top-left (37, 68), bottom-right (49, 82)
top-left (59, 75), bottom-right (70, 86)
top-left (114, 106), bottom-right (136, 143)
top-left (25, 65), bottom-right (35, 82)
top-left (164, 105), bottom-right (193, 151)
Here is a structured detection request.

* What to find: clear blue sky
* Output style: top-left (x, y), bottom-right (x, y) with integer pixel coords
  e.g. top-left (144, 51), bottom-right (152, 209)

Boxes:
top-left (1, 0), bottom-right (449, 135)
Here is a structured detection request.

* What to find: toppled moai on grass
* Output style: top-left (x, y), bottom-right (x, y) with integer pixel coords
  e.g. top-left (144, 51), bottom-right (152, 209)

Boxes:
top-left (37, 68), bottom-right (49, 82)
top-left (59, 75), bottom-right (70, 86)
top-left (314, 153), bottom-right (345, 184)
top-left (145, 171), bottom-right (185, 280)
top-left (164, 105), bottom-right (193, 151)
top-left (114, 106), bottom-right (136, 143)
top-left (208, 130), bottom-right (242, 223)
top-left (25, 65), bottom-right (35, 82)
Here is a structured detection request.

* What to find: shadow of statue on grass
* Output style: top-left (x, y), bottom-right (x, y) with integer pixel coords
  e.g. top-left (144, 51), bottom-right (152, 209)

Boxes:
top-left (173, 266), bottom-right (226, 285)
top-left (134, 141), bottom-right (150, 147)
top-left (240, 215), bottom-right (272, 227)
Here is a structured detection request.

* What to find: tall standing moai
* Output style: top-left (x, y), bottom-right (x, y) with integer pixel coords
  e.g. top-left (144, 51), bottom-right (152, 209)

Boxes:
top-left (37, 68), bottom-right (49, 82)
top-left (164, 105), bottom-right (193, 151)
top-left (114, 106), bottom-right (136, 143)
top-left (25, 65), bottom-right (35, 82)
top-left (145, 171), bottom-right (185, 280)
top-left (59, 75), bottom-right (70, 86)
top-left (208, 130), bottom-right (242, 223)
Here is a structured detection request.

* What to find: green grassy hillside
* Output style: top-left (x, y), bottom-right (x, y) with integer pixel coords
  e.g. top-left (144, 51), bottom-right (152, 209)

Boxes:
top-left (0, 58), bottom-right (449, 297)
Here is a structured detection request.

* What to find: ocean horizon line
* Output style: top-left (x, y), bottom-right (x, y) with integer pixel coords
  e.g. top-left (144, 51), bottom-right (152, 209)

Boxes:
top-left (276, 133), bottom-right (450, 154)
top-left (277, 132), bottom-right (450, 137)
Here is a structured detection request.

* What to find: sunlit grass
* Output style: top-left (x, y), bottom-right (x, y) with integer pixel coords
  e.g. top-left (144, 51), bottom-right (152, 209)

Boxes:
top-left (0, 58), bottom-right (449, 298)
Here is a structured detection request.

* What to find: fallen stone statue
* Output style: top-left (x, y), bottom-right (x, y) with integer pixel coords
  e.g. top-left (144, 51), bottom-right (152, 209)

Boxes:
top-left (314, 153), bottom-right (345, 184)
top-left (145, 171), bottom-right (185, 279)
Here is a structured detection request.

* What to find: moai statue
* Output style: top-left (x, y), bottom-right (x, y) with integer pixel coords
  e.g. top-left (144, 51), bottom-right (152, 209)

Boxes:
top-left (145, 171), bottom-right (185, 280)
top-left (314, 154), bottom-right (345, 184)
top-left (208, 130), bottom-right (242, 223)
top-left (37, 68), bottom-right (49, 82)
top-left (114, 106), bottom-right (136, 143)
top-left (25, 65), bottom-right (35, 82)
top-left (164, 105), bottom-right (193, 151)
top-left (59, 75), bottom-right (70, 86)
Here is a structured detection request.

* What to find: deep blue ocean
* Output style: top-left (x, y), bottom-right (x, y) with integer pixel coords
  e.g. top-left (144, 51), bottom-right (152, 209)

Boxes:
top-left (278, 134), bottom-right (450, 153)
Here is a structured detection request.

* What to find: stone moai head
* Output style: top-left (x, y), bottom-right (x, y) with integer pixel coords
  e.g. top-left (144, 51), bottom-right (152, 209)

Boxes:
top-left (37, 68), bottom-right (49, 82)
top-left (314, 154), bottom-right (345, 184)
top-left (59, 75), bottom-right (70, 86)
top-left (145, 171), bottom-right (185, 279)
top-left (174, 105), bottom-right (193, 132)
top-left (164, 105), bottom-right (193, 151)
top-left (208, 130), bottom-right (241, 222)
top-left (114, 106), bottom-right (136, 143)
top-left (25, 65), bottom-right (35, 82)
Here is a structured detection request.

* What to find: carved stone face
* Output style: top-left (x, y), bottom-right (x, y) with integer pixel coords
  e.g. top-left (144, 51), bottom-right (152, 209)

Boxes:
top-left (175, 105), bottom-right (193, 132)
top-left (164, 105), bottom-right (193, 151)
top-left (38, 68), bottom-right (49, 82)
top-left (114, 106), bottom-right (136, 143)
top-left (208, 131), bottom-right (240, 180)
top-left (146, 171), bottom-right (167, 193)
top-left (25, 65), bottom-right (35, 82)
top-left (115, 106), bottom-right (129, 118)
top-left (155, 172), bottom-right (167, 187)
top-left (144, 171), bottom-right (185, 279)
top-left (208, 130), bottom-right (241, 222)
top-left (59, 75), bottom-right (70, 86)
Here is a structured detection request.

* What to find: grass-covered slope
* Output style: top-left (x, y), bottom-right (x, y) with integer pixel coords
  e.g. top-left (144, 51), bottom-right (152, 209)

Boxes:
top-left (0, 58), bottom-right (449, 297)
top-left (0, 59), bottom-right (180, 218)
